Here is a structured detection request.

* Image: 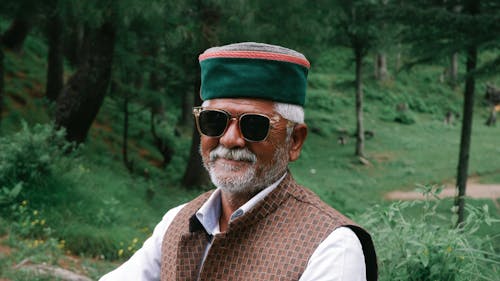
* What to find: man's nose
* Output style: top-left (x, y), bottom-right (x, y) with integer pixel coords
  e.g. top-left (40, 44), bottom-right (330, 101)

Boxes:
top-left (219, 119), bottom-right (246, 148)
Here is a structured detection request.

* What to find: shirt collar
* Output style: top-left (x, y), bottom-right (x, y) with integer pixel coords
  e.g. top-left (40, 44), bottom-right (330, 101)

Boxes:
top-left (195, 172), bottom-right (287, 235)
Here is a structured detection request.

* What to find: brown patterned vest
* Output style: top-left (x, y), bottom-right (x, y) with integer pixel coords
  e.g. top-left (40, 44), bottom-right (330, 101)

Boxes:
top-left (160, 174), bottom-right (377, 281)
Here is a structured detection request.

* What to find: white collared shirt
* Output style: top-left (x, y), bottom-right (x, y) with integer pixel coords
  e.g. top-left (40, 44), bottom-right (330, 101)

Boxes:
top-left (99, 174), bottom-right (366, 281)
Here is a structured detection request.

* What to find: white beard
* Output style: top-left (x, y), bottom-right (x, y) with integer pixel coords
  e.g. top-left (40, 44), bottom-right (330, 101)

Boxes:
top-left (202, 144), bottom-right (289, 194)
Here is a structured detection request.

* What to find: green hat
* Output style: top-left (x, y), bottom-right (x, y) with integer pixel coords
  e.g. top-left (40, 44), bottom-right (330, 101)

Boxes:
top-left (199, 42), bottom-right (310, 106)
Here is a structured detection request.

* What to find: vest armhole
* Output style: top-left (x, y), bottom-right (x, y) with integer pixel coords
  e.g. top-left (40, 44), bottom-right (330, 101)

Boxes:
top-left (345, 225), bottom-right (378, 281)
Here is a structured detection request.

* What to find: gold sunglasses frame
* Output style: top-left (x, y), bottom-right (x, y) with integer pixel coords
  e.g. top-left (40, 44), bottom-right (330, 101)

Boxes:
top-left (192, 106), bottom-right (290, 142)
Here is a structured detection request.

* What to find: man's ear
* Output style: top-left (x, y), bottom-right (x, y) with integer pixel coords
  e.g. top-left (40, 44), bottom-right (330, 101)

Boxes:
top-left (288, 124), bottom-right (308, 162)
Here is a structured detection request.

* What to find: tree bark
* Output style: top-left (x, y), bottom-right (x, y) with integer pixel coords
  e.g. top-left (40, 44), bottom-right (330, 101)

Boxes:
top-left (455, 46), bottom-right (476, 227)
top-left (455, 0), bottom-right (480, 227)
top-left (45, 14), bottom-right (64, 102)
top-left (394, 43), bottom-right (402, 72)
top-left (55, 22), bottom-right (116, 143)
top-left (181, 0), bottom-right (219, 188)
top-left (182, 82), bottom-right (210, 188)
top-left (64, 23), bottom-right (87, 67)
top-left (1, 19), bottom-right (31, 52)
top-left (448, 52), bottom-right (458, 86)
top-left (180, 87), bottom-right (194, 127)
top-left (151, 113), bottom-right (175, 168)
top-left (354, 48), bottom-right (365, 157)
top-left (374, 52), bottom-right (388, 81)
top-left (122, 92), bottom-right (133, 172)
top-left (0, 48), bottom-right (4, 127)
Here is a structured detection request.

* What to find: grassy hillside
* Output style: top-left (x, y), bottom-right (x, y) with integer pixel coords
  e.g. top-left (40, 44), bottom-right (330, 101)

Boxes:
top-left (0, 31), bottom-right (499, 280)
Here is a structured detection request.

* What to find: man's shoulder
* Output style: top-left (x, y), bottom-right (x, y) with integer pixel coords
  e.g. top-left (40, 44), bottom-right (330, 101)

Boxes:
top-left (284, 179), bottom-right (355, 226)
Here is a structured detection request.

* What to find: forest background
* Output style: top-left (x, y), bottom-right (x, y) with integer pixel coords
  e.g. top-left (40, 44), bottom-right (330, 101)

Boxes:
top-left (0, 0), bottom-right (499, 280)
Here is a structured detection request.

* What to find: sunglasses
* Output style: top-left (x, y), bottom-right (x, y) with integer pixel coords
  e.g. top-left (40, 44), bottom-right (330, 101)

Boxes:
top-left (193, 107), bottom-right (291, 142)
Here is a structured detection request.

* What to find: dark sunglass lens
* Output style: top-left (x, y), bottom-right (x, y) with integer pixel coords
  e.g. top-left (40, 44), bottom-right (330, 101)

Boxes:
top-left (240, 114), bottom-right (270, 141)
top-left (198, 110), bottom-right (228, 137)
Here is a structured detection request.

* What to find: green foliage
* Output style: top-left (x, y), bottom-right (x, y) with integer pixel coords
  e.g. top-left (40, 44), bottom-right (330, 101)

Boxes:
top-left (323, 0), bottom-right (388, 56)
top-left (60, 224), bottom-right (122, 260)
top-left (1, 3), bottom-right (499, 279)
top-left (0, 122), bottom-right (76, 191)
top-left (357, 188), bottom-right (500, 281)
top-left (393, 1), bottom-right (500, 78)
top-left (1, 234), bottom-right (66, 279)
top-left (10, 200), bottom-right (53, 239)
top-left (0, 182), bottom-right (23, 205)
top-left (0, 216), bottom-right (8, 236)
top-left (394, 110), bottom-right (417, 125)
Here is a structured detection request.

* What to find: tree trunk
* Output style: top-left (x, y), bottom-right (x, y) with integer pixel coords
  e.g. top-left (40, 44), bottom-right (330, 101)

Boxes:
top-left (446, 53), bottom-right (458, 88)
top-left (178, 51), bottom-right (196, 128)
top-left (182, 123), bottom-right (210, 188)
top-left (0, 48), bottom-right (4, 128)
top-left (150, 109), bottom-right (175, 168)
top-left (45, 14), bottom-right (64, 102)
top-left (181, 0), bottom-right (219, 188)
top-left (122, 93), bottom-right (133, 172)
top-left (455, 46), bottom-right (476, 227)
top-left (354, 48), bottom-right (365, 157)
top-left (55, 22), bottom-right (116, 143)
top-left (180, 87), bottom-right (194, 127)
top-left (394, 43), bottom-right (402, 73)
top-left (455, 0), bottom-right (479, 227)
top-left (374, 52), bottom-right (388, 81)
top-left (182, 82), bottom-right (210, 188)
top-left (446, 3), bottom-right (461, 87)
top-left (64, 23), bottom-right (87, 67)
top-left (1, 19), bottom-right (31, 52)
top-left (447, 52), bottom-right (458, 87)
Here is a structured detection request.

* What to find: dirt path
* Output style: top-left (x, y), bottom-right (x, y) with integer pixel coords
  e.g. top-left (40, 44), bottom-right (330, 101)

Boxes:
top-left (385, 177), bottom-right (500, 202)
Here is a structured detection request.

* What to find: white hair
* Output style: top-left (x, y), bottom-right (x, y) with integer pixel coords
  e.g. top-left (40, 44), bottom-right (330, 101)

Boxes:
top-left (275, 102), bottom-right (303, 140)
top-left (200, 100), bottom-right (304, 139)
top-left (273, 102), bottom-right (304, 124)
top-left (201, 100), bottom-right (304, 123)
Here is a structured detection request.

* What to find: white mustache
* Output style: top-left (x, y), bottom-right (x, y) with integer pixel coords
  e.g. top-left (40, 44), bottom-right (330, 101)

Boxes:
top-left (209, 145), bottom-right (257, 163)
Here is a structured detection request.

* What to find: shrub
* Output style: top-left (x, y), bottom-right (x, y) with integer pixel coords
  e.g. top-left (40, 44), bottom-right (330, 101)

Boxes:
top-left (0, 182), bottom-right (23, 206)
top-left (357, 187), bottom-right (500, 281)
top-left (0, 122), bottom-right (76, 192)
top-left (10, 200), bottom-right (51, 238)
top-left (394, 110), bottom-right (417, 125)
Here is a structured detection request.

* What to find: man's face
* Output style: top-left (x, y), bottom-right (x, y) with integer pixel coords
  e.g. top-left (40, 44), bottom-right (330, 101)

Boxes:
top-left (199, 98), bottom-right (292, 194)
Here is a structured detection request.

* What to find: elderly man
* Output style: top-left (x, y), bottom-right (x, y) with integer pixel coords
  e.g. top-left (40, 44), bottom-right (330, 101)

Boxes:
top-left (100, 42), bottom-right (377, 281)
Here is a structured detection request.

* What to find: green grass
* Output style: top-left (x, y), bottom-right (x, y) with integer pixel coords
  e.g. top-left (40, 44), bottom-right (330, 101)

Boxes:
top-left (293, 59), bottom-right (500, 214)
top-left (0, 30), bottom-right (499, 280)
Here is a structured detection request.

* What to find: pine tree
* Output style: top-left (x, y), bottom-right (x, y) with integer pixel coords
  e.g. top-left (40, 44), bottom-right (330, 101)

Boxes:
top-left (324, 0), bottom-right (386, 158)
top-left (393, 0), bottom-right (500, 225)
